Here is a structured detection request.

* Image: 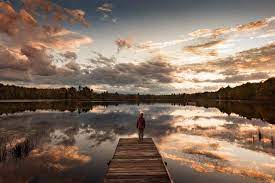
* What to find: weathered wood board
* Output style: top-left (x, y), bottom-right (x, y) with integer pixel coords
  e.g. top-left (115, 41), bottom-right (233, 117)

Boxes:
top-left (104, 138), bottom-right (172, 183)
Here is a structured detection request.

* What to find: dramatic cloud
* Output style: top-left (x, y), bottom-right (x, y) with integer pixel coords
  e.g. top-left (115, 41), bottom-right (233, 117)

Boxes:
top-left (0, 25), bottom-right (92, 52)
top-left (113, 16), bottom-right (275, 90)
top-left (0, 1), bottom-right (89, 38)
top-left (236, 19), bottom-right (268, 32)
top-left (0, 43), bottom-right (84, 82)
top-left (181, 42), bottom-right (275, 85)
top-left (21, 44), bottom-right (59, 76)
top-left (0, 2), bottom-right (274, 94)
top-left (188, 28), bottom-right (230, 38)
top-left (0, 1), bottom-right (92, 82)
top-left (0, 2), bottom-right (36, 36)
top-left (203, 72), bottom-right (270, 83)
top-left (87, 55), bottom-right (178, 86)
top-left (62, 51), bottom-right (77, 60)
top-left (0, 46), bottom-right (29, 71)
top-left (215, 43), bottom-right (275, 73)
top-left (189, 17), bottom-right (275, 38)
top-left (0, 69), bottom-right (31, 81)
top-left (24, 54), bottom-right (183, 93)
top-left (0, 46), bottom-right (30, 81)
top-left (136, 39), bottom-right (193, 52)
top-left (115, 37), bottom-right (133, 52)
top-left (65, 61), bottom-right (81, 73)
top-left (0, 1), bottom-right (92, 49)
top-left (97, 3), bottom-right (112, 13)
top-left (96, 3), bottom-right (117, 23)
top-left (184, 39), bottom-right (225, 56)
top-left (115, 38), bottom-right (195, 53)
top-left (116, 37), bottom-right (194, 53)
top-left (89, 52), bottom-right (116, 67)
top-left (116, 16), bottom-right (275, 58)
top-left (2, 41), bottom-right (273, 93)
top-left (21, 0), bottom-right (90, 27)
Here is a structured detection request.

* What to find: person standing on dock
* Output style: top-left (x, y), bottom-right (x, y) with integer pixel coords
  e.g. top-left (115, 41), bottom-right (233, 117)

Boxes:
top-left (136, 113), bottom-right (146, 141)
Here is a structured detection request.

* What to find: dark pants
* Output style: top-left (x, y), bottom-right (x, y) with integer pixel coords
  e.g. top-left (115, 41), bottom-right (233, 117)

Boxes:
top-left (138, 128), bottom-right (144, 140)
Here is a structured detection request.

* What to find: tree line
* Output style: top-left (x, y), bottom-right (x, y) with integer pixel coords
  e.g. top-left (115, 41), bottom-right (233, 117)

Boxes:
top-left (183, 77), bottom-right (275, 101)
top-left (0, 78), bottom-right (274, 101)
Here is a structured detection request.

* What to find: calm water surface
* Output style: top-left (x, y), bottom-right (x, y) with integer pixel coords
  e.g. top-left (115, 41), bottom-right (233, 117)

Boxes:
top-left (0, 101), bottom-right (274, 183)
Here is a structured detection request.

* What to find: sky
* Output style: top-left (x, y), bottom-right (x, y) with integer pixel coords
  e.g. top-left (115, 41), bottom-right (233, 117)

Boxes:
top-left (0, 0), bottom-right (275, 94)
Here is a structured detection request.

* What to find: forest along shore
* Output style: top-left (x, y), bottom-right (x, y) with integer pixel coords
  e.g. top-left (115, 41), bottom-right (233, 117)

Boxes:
top-left (0, 78), bottom-right (274, 102)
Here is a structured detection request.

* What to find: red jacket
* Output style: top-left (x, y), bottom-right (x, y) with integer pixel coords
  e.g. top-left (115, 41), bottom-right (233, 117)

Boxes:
top-left (136, 117), bottom-right (145, 129)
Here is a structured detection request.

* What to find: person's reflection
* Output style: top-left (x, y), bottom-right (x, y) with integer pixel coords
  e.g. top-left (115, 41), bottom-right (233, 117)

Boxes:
top-left (258, 129), bottom-right (262, 142)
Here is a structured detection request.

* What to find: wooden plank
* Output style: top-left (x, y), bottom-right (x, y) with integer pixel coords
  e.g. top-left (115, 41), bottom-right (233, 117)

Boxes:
top-left (104, 138), bottom-right (172, 183)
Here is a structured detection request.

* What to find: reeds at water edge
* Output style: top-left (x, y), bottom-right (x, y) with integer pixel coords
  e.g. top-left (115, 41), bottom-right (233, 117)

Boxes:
top-left (0, 136), bottom-right (37, 163)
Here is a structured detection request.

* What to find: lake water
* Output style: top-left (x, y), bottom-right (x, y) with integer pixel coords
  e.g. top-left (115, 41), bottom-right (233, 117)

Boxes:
top-left (0, 101), bottom-right (274, 183)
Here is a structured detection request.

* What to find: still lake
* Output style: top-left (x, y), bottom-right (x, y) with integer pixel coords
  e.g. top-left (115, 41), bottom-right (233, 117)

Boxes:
top-left (0, 101), bottom-right (274, 183)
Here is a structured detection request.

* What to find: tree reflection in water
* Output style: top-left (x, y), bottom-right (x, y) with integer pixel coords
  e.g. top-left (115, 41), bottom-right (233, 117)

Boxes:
top-left (0, 101), bottom-right (274, 182)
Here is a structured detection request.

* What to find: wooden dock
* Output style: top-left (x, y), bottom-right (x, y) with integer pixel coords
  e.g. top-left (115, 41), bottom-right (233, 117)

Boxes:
top-left (104, 138), bottom-right (172, 183)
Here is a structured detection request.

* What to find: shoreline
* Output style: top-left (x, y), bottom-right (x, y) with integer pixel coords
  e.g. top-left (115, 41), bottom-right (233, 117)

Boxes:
top-left (0, 99), bottom-right (273, 104)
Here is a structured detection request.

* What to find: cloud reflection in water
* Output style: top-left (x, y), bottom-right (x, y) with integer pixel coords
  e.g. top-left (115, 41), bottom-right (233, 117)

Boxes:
top-left (0, 102), bottom-right (274, 182)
